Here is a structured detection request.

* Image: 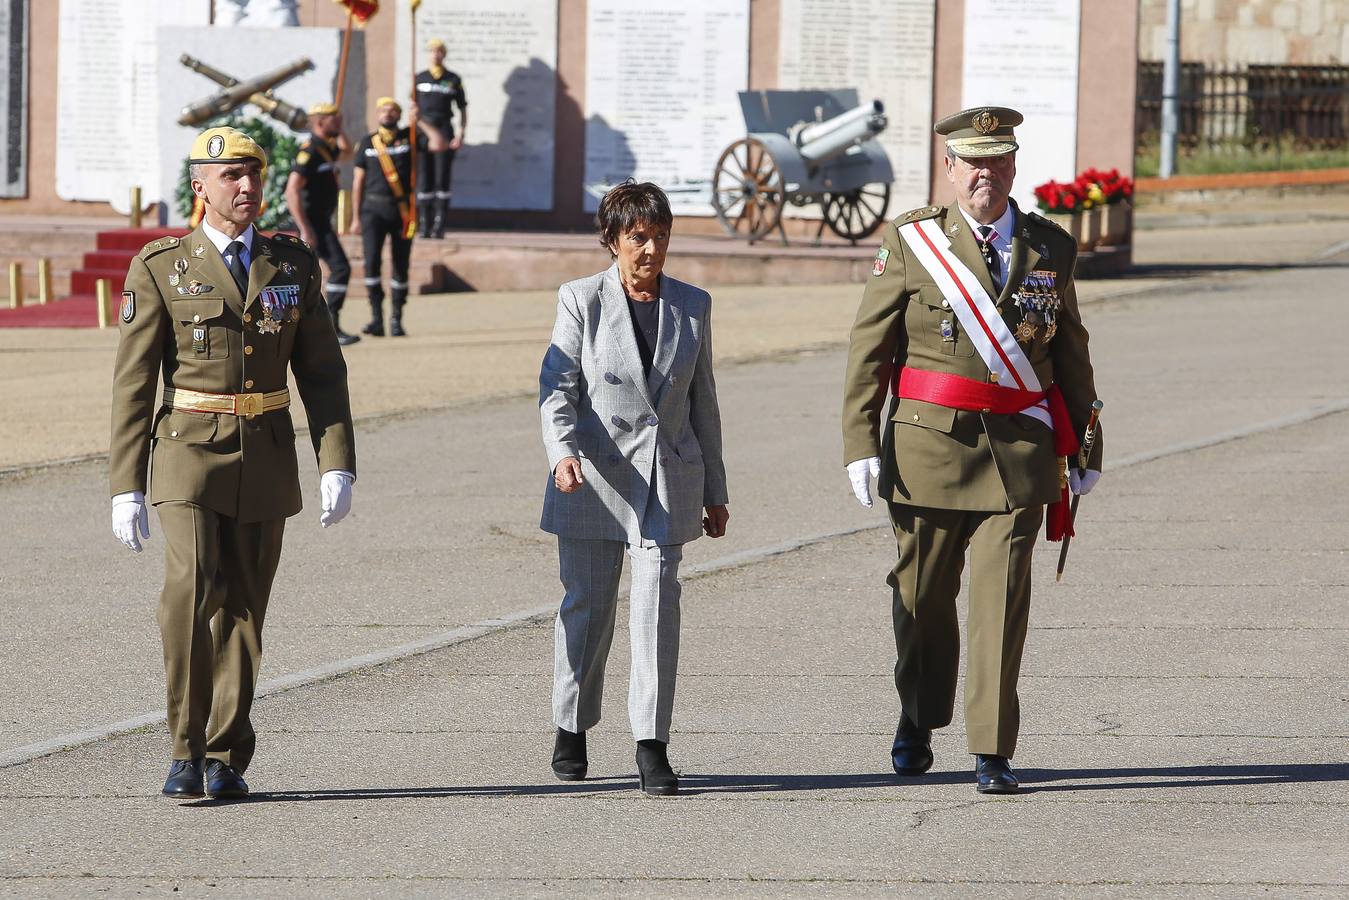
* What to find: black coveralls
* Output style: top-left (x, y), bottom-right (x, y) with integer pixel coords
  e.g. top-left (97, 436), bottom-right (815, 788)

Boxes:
top-left (413, 67), bottom-right (467, 232)
top-left (291, 137), bottom-right (350, 315)
top-left (354, 126), bottom-right (425, 324)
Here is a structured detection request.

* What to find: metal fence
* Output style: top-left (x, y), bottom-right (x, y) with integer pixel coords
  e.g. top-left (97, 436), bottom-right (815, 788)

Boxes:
top-left (1137, 62), bottom-right (1349, 157)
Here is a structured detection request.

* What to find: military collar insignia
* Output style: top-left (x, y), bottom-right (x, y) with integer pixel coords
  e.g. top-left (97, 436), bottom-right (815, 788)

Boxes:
top-left (947, 221), bottom-right (960, 236)
top-left (193, 244), bottom-right (206, 257)
top-left (280, 261), bottom-right (296, 276)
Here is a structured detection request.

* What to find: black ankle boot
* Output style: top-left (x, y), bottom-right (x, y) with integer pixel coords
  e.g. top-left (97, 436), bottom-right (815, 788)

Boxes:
top-left (552, 728), bottom-right (587, 781)
top-left (635, 739), bottom-right (678, 796)
top-left (417, 202), bottom-right (433, 238)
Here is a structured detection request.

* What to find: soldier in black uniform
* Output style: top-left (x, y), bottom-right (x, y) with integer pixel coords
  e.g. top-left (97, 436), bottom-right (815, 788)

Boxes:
top-left (351, 96), bottom-right (448, 337)
top-left (284, 102), bottom-right (358, 345)
top-left (413, 38), bottom-right (467, 239)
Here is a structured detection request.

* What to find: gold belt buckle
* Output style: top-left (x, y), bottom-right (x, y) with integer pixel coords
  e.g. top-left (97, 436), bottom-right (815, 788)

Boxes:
top-left (235, 392), bottom-right (263, 418)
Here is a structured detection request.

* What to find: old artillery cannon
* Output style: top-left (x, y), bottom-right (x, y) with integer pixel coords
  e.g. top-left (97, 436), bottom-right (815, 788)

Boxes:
top-left (712, 89), bottom-right (894, 244)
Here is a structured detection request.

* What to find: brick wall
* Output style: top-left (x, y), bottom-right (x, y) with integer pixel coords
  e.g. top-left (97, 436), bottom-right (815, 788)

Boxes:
top-left (1139, 0), bottom-right (1348, 63)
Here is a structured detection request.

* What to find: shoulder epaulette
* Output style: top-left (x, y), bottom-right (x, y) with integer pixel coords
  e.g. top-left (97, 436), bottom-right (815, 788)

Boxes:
top-left (1026, 210), bottom-right (1073, 240)
top-left (896, 205), bottom-right (942, 225)
top-left (270, 232), bottom-right (314, 253)
top-left (138, 235), bottom-right (180, 258)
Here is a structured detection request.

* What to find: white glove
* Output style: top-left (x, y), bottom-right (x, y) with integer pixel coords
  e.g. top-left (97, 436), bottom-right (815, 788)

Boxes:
top-left (319, 470), bottom-right (354, 527)
top-left (846, 457), bottom-right (882, 509)
top-left (1069, 468), bottom-right (1101, 496)
top-left (112, 491), bottom-right (150, 552)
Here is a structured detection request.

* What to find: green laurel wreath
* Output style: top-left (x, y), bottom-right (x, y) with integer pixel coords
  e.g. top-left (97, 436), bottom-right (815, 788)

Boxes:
top-left (175, 114), bottom-right (300, 232)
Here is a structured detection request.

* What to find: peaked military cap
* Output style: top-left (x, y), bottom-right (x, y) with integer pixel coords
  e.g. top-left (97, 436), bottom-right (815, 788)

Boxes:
top-left (935, 106), bottom-right (1022, 157)
top-left (189, 126), bottom-right (268, 169)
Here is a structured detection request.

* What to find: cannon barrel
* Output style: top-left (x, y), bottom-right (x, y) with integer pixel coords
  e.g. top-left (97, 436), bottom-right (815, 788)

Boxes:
top-left (795, 100), bottom-right (886, 163)
top-left (180, 55), bottom-right (310, 130)
top-left (178, 57), bottom-right (315, 127)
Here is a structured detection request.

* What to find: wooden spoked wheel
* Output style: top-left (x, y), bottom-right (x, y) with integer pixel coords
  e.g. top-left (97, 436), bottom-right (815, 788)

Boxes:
top-left (711, 138), bottom-right (785, 242)
top-left (822, 182), bottom-right (892, 242)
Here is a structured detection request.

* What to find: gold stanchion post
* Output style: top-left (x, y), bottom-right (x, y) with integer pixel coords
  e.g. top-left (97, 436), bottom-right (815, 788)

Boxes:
top-left (8, 262), bottom-right (22, 309)
top-left (38, 258), bottom-right (53, 304)
top-left (337, 190), bottom-right (351, 235)
top-left (96, 278), bottom-right (111, 329)
top-left (130, 186), bottom-right (143, 229)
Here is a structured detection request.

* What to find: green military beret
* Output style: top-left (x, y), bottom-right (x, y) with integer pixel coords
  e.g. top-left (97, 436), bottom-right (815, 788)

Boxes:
top-left (934, 106), bottom-right (1022, 157)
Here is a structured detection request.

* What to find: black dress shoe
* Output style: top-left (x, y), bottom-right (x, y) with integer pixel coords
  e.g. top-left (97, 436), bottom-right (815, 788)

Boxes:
top-left (204, 760), bottom-right (249, 799)
top-left (361, 319), bottom-right (384, 337)
top-left (635, 739), bottom-right (679, 796)
top-left (891, 712), bottom-right (933, 775)
top-left (551, 727), bottom-right (588, 781)
top-left (389, 318), bottom-right (406, 337)
top-left (162, 758), bottom-right (204, 798)
top-left (974, 754), bottom-right (1019, 794)
top-left (334, 328), bottom-right (361, 346)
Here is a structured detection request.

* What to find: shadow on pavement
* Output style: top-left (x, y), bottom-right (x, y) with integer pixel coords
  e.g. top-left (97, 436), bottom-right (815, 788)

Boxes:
top-left (182, 762), bottom-right (1349, 804)
top-left (1015, 762), bottom-right (1349, 794)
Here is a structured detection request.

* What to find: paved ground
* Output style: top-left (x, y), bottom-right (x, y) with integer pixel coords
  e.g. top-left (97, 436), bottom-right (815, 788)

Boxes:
top-left (1, 211), bottom-right (1348, 896)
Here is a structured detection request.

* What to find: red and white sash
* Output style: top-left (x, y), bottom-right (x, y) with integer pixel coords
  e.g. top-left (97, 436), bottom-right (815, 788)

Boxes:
top-left (897, 217), bottom-right (1053, 431)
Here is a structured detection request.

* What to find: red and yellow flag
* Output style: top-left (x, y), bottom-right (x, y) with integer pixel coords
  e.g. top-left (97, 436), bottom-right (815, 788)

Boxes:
top-left (333, 0), bottom-right (379, 24)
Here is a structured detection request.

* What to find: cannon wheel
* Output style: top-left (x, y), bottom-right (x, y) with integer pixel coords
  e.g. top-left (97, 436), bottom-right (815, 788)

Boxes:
top-left (712, 138), bottom-right (785, 242)
top-left (822, 182), bottom-right (892, 243)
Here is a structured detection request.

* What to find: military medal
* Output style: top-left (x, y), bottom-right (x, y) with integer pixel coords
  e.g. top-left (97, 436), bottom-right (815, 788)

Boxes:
top-left (257, 283), bottom-right (301, 333)
top-left (169, 274), bottom-right (180, 287)
top-left (939, 318), bottom-right (955, 342)
top-left (1015, 315), bottom-right (1038, 343)
top-left (170, 258), bottom-right (188, 286)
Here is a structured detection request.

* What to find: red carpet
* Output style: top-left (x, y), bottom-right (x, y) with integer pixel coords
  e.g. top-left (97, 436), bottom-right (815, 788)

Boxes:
top-left (0, 227), bottom-right (188, 328)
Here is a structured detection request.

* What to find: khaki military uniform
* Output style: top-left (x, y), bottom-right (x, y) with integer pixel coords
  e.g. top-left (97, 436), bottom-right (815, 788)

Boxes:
top-left (110, 225), bottom-right (356, 771)
top-left (841, 200), bottom-right (1102, 757)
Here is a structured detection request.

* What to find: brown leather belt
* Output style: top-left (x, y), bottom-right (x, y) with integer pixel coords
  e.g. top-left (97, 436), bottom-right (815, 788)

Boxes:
top-left (163, 387), bottom-right (290, 418)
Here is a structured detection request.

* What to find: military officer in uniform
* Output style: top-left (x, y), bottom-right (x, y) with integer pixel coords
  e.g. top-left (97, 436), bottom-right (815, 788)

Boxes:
top-left (350, 96), bottom-right (448, 337)
top-left (284, 101), bottom-right (358, 345)
top-left (110, 126), bottom-right (357, 800)
top-left (841, 107), bottom-right (1103, 794)
top-left (414, 37), bottom-right (467, 239)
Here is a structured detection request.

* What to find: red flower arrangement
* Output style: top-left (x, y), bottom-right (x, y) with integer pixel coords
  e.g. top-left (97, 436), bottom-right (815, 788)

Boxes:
top-left (1034, 168), bottom-right (1134, 214)
top-left (1033, 179), bottom-right (1085, 213)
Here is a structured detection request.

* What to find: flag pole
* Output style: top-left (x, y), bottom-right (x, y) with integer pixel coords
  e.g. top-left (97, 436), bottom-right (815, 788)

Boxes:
top-left (334, 8), bottom-right (354, 107)
top-left (406, 1), bottom-right (419, 238)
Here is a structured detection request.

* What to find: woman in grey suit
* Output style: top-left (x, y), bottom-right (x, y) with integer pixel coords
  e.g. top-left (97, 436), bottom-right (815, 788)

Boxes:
top-left (538, 181), bottom-right (729, 796)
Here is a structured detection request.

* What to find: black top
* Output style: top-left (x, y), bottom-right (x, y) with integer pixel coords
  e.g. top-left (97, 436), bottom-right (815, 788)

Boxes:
top-left (626, 295), bottom-right (659, 376)
top-left (414, 68), bottom-right (467, 131)
top-left (354, 126), bottom-right (428, 206)
top-left (292, 137), bottom-right (341, 221)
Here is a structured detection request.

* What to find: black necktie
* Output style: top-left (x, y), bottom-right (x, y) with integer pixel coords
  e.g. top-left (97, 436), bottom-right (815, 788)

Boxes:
top-left (976, 225), bottom-right (1000, 288)
top-left (225, 240), bottom-right (248, 295)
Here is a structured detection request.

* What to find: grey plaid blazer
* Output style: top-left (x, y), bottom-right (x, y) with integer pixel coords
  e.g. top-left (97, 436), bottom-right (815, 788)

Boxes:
top-left (539, 263), bottom-right (728, 546)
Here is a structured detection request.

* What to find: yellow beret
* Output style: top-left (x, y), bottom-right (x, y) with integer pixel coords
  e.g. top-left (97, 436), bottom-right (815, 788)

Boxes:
top-left (375, 96), bottom-right (401, 111)
top-left (426, 38), bottom-right (445, 51)
top-left (308, 101), bottom-right (339, 117)
top-left (934, 106), bottom-right (1022, 157)
top-left (189, 126), bottom-right (267, 168)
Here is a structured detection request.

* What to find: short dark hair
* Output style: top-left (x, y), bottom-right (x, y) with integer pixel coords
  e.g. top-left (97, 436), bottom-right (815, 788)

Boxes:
top-left (596, 180), bottom-right (673, 256)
